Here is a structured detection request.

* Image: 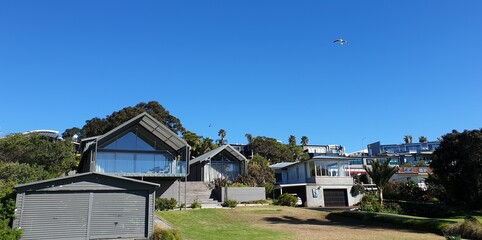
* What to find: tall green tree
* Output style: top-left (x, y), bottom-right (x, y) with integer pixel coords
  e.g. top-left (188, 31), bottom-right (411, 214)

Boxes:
top-left (404, 135), bottom-right (413, 144)
top-left (300, 136), bottom-right (309, 146)
top-left (80, 101), bottom-right (185, 138)
top-left (250, 137), bottom-right (293, 164)
top-left (217, 129), bottom-right (227, 145)
top-left (431, 129), bottom-right (482, 209)
top-left (363, 159), bottom-right (399, 205)
top-left (418, 136), bottom-right (428, 143)
top-left (245, 133), bottom-right (253, 144)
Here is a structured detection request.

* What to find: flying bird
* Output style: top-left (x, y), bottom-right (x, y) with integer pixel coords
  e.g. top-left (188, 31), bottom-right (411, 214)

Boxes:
top-left (333, 39), bottom-right (347, 45)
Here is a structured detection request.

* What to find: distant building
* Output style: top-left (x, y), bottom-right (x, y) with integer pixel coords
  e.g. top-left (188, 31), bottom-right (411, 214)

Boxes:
top-left (302, 144), bottom-right (345, 158)
top-left (23, 129), bottom-right (63, 140)
top-left (367, 141), bottom-right (440, 165)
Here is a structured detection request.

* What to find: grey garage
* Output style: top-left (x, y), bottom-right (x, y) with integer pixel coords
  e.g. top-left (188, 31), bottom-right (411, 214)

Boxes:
top-left (13, 172), bottom-right (159, 240)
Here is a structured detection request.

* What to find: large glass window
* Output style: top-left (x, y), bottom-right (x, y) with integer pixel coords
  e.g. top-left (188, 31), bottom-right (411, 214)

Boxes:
top-left (313, 160), bottom-right (349, 177)
top-left (96, 151), bottom-right (173, 174)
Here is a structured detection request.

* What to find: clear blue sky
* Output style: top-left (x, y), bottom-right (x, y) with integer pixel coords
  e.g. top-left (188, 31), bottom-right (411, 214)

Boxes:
top-left (1, 1), bottom-right (481, 152)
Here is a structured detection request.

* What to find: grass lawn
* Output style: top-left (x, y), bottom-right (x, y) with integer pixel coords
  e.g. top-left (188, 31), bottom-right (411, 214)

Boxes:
top-left (158, 206), bottom-right (444, 240)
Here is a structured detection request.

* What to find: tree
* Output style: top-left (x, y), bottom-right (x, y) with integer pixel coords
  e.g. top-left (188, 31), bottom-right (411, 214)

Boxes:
top-left (418, 136), bottom-right (428, 143)
top-left (300, 136), bottom-right (309, 146)
top-left (217, 129), bottom-right (227, 145)
top-left (404, 135), bottom-right (413, 144)
top-left (245, 133), bottom-right (253, 144)
top-left (430, 129), bottom-right (482, 209)
top-left (81, 101), bottom-right (185, 138)
top-left (363, 159), bottom-right (398, 206)
top-left (250, 136), bottom-right (293, 164)
top-left (61, 127), bottom-right (81, 140)
top-left (0, 133), bottom-right (76, 175)
top-left (288, 135), bottom-right (297, 147)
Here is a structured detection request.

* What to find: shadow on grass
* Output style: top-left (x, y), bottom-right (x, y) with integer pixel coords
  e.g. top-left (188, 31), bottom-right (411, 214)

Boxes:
top-left (263, 211), bottom-right (448, 236)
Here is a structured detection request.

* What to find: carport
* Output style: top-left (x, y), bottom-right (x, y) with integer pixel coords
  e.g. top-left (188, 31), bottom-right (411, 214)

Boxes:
top-left (13, 172), bottom-right (159, 240)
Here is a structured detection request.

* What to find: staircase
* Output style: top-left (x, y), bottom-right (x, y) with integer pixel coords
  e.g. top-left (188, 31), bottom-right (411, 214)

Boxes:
top-left (180, 181), bottom-right (222, 208)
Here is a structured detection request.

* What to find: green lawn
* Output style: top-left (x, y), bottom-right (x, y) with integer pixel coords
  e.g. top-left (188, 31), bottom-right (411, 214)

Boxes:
top-left (157, 208), bottom-right (291, 240)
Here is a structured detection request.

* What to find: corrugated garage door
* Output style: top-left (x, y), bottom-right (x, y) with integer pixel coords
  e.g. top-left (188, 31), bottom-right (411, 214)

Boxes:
top-left (89, 191), bottom-right (147, 239)
top-left (323, 189), bottom-right (348, 207)
top-left (20, 192), bottom-right (90, 240)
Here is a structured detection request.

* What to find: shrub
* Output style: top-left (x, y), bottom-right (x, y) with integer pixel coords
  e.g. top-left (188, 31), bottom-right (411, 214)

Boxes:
top-left (222, 199), bottom-right (238, 208)
top-left (190, 200), bottom-right (202, 209)
top-left (350, 184), bottom-right (366, 197)
top-left (228, 182), bottom-right (249, 187)
top-left (275, 193), bottom-right (298, 207)
top-left (445, 216), bottom-right (482, 240)
top-left (213, 177), bottom-right (230, 189)
top-left (151, 226), bottom-right (182, 240)
top-left (360, 193), bottom-right (381, 212)
top-left (0, 220), bottom-right (22, 240)
top-left (156, 198), bottom-right (177, 211)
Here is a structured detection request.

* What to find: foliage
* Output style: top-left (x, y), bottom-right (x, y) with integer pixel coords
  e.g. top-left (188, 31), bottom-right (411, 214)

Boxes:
top-left (300, 136), bottom-right (309, 146)
top-left (228, 182), bottom-right (249, 187)
top-left (182, 131), bottom-right (217, 157)
top-left (404, 135), bottom-right (413, 144)
top-left (288, 135), bottom-right (296, 146)
top-left (190, 200), bottom-right (202, 209)
top-left (222, 199), bottom-right (238, 208)
top-left (250, 137), bottom-right (294, 164)
top-left (61, 127), bottom-right (81, 140)
top-left (80, 101), bottom-right (185, 139)
top-left (217, 129), bottom-right (227, 145)
top-left (363, 159), bottom-right (398, 206)
top-left (445, 216), bottom-right (482, 240)
top-left (359, 193), bottom-right (381, 212)
top-left (151, 225), bottom-right (182, 240)
top-left (419, 136), bottom-right (428, 143)
top-left (156, 198), bottom-right (178, 211)
top-left (212, 177), bottom-right (230, 189)
top-left (431, 129), bottom-right (482, 209)
top-left (0, 134), bottom-right (76, 175)
top-left (384, 181), bottom-right (425, 202)
top-left (274, 193), bottom-right (298, 207)
top-left (0, 220), bottom-right (22, 240)
top-left (350, 184), bottom-right (366, 197)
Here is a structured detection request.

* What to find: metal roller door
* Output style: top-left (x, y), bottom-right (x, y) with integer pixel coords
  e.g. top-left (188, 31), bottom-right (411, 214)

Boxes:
top-left (89, 191), bottom-right (147, 239)
top-left (20, 192), bottom-right (90, 240)
top-left (323, 189), bottom-right (348, 207)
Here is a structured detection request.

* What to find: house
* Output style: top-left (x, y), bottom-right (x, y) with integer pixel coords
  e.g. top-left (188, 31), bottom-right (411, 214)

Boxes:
top-left (13, 172), bottom-right (159, 240)
top-left (302, 144), bottom-right (346, 158)
top-left (188, 144), bottom-right (248, 182)
top-left (271, 155), bottom-right (362, 207)
top-left (78, 112), bottom-right (190, 199)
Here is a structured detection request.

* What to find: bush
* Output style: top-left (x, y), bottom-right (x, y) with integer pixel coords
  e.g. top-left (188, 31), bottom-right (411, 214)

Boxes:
top-left (228, 182), bottom-right (249, 187)
top-left (274, 193), bottom-right (298, 207)
top-left (151, 226), bottom-right (182, 240)
top-left (350, 184), bottom-right (366, 197)
top-left (156, 198), bottom-right (177, 211)
top-left (222, 199), bottom-right (238, 208)
top-left (0, 220), bottom-right (22, 240)
top-left (445, 216), bottom-right (482, 240)
top-left (190, 200), bottom-right (202, 209)
top-left (360, 193), bottom-right (381, 212)
top-left (213, 177), bottom-right (230, 189)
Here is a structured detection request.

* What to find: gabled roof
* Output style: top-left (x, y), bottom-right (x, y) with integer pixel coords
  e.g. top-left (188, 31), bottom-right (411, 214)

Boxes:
top-left (190, 144), bottom-right (247, 165)
top-left (269, 162), bottom-right (297, 170)
top-left (81, 112), bottom-right (189, 151)
top-left (15, 172), bottom-right (160, 190)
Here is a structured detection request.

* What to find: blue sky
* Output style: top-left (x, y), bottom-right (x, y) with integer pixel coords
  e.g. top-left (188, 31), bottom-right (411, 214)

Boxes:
top-left (1, 1), bottom-right (481, 152)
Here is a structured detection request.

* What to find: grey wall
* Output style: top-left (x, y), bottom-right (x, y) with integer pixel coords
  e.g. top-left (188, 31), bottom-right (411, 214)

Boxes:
top-left (215, 187), bottom-right (265, 203)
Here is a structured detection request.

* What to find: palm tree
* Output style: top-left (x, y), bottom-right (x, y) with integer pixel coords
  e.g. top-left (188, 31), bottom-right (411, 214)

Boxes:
top-left (218, 129), bottom-right (227, 145)
top-left (300, 136), bottom-right (309, 146)
top-left (363, 159), bottom-right (398, 206)
top-left (418, 136), bottom-right (428, 143)
top-left (245, 133), bottom-right (253, 144)
top-left (288, 135), bottom-right (297, 147)
top-left (403, 135), bottom-right (413, 144)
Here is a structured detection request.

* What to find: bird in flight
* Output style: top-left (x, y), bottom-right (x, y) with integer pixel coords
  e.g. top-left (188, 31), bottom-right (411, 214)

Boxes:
top-left (333, 39), bottom-right (347, 45)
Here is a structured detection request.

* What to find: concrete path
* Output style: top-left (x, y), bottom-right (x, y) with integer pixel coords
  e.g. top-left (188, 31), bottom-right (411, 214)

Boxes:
top-left (154, 214), bottom-right (174, 229)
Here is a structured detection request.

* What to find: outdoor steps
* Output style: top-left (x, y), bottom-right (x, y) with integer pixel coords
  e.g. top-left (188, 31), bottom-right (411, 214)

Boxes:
top-left (180, 181), bottom-right (221, 207)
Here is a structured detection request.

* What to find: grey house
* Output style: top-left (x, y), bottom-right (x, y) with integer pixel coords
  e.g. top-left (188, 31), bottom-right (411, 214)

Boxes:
top-left (188, 144), bottom-right (248, 182)
top-left (13, 172), bottom-right (159, 240)
top-left (78, 112), bottom-right (190, 199)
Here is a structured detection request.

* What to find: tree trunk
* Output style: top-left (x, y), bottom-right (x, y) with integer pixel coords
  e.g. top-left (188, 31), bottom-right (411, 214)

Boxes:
top-left (379, 188), bottom-right (384, 207)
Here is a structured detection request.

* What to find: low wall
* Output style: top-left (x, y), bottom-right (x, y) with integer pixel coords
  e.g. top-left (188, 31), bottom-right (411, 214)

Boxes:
top-left (214, 187), bottom-right (266, 203)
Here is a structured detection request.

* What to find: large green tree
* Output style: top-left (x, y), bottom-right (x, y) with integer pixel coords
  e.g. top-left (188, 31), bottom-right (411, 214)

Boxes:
top-left (217, 129), bottom-right (227, 145)
top-left (363, 159), bottom-right (399, 205)
top-left (79, 101), bottom-right (185, 138)
top-left (431, 129), bottom-right (482, 209)
top-left (250, 136), bottom-right (293, 164)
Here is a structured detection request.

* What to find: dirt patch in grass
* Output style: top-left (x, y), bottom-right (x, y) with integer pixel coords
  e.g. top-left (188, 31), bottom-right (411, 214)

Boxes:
top-left (234, 206), bottom-right (444, 240)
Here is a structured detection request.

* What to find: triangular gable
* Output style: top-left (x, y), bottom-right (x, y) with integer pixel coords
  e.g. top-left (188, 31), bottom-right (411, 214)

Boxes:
top-left (190, 144), bottom-right (247, 165)
top-left (84, 112), bottom-right (189, 152)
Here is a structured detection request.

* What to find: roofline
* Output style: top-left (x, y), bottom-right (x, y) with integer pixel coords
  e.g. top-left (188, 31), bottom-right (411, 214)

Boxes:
top-left (15, 172), bottom-right (160, 188)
